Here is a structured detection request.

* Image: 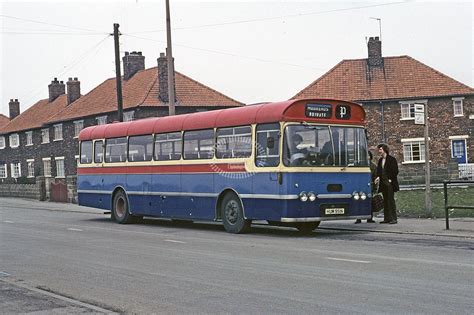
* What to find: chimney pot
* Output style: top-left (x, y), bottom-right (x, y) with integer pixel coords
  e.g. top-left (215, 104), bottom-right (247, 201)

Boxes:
top-left (74, 77), bottom-right (78, 80)
top-left (125, 51), bottom-right (129, 56)
top-left (48, 78), bottom-right (65, 102)
top-left (367, 36), bottom-right (383, 67)
top-left (67, 77), bottom-right (81, 105)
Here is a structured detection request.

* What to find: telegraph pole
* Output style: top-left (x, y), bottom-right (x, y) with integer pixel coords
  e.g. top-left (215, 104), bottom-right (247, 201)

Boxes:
top-left (165, 0), bottom-right (176, 116)
top-left (113, 23), bottom-right (123, 122)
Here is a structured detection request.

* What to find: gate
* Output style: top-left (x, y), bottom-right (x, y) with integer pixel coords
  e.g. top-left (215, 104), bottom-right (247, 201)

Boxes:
top-left (50, 180), bottom-right (67, 202)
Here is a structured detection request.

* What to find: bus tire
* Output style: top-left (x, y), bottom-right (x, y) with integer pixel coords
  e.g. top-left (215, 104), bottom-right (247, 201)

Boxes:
top-left (221, 193), bottom-right (251, 234)
top-left (112, 190), bottom-right (136, 224)
top-left (296, 222), bottom-right (320, 235)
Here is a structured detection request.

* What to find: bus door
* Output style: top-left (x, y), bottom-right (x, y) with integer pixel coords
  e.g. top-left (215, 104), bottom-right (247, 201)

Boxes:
top-left (92, 140), bottom-right (106, 209)
top-left (252, 123), bottom-right (282, 220)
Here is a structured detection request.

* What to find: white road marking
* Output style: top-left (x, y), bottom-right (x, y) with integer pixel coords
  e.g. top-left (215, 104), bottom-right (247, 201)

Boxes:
top-left (327, 257), bottom-right (372, 264)
top-left (4, 220), bottom-right (14, 223)
top-left (0, 271), bottom-right (10, 277)
top-left (164, 239), bottom-right (186, 244)
top-left (67, 228), bottom-right (83, 232)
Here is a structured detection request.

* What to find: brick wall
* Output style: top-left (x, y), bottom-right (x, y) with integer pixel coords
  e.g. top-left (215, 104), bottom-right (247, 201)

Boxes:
top-left (0, 176), bottom-right (46, 200)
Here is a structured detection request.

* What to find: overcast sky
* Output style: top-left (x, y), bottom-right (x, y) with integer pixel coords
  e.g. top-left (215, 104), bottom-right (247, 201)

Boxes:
top-left (0, 0), bottom-right (472, 117)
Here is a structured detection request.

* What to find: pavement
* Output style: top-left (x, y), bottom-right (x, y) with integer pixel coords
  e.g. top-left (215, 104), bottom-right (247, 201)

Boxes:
top-left (2, 197), bottom-right (473, 239)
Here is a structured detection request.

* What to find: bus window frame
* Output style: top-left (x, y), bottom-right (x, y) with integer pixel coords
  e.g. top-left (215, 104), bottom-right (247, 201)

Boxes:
top-left (216, 125), bottom-right (252, 159)
top-left (255, 122), bottom-right (282, 168)
top-left (105, 136), bottom-right (128, 163)
top-left (128, 134), bottom-right (154, 163)
top-left (93, 140), bottom-right (104, 164)
top-left (183, 128), bottom-right (215, 160)
top-left (154, 131), bottom-right (183, 161)
top-left (79, 140), bottom-right (93, 165)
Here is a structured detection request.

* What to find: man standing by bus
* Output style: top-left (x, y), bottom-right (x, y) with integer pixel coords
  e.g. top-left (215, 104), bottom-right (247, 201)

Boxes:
top-left (374, 143), bottom-right (399, 224)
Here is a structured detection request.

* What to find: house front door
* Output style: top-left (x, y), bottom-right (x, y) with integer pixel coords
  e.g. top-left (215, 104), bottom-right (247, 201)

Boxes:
top-left (452, 139), bottom-right (467, 164)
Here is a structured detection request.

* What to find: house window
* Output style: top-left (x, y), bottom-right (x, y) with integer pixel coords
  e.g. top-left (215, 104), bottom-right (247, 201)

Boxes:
top-left (9, 134), bottom-right (19, 148)
top-left (53, 124), bottom-right (63, 141)
top-left (41, 128), bottom-right (50, 144)
top-left (27, 159), bottom-right (35, 178)
top-left (26, 131), bottom-right (33, 146)
top-left (10, 162), bottom-right (21, 178)
top-left (124, 111), bottom-right (135, 122)
top-left (453, 98), bottom-right (464, 117)
top-left (0, 136), bottom-right (5, 149)
top-left (400, 100), bottom-right (427, 120)
top-left (0, 163), bottom-right (7, 178)
top-left (402, 138), bottom-right (425, 163)
top-left (55, 157), bottom-right (65, 178)
top-left (96, 116), bottom-right (107, 125)
top-left (43, 158), bottom-right (51, 177)
top-left (74, 120), bottom-right (84, 138)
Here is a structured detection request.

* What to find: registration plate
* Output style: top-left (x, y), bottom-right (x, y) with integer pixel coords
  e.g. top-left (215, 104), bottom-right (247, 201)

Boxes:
top-left (325, 208), bottom-right (345, 215)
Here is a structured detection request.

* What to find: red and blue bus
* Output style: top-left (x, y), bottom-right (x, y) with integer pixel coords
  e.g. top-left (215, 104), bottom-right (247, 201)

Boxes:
top-left (78, 99), bottom-right (371, 233)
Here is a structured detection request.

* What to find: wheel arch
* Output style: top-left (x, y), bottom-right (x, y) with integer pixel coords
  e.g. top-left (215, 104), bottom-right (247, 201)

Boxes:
top-left (215, 188), bottom-right (246, 221)
top-left (111, 186), bottom-right (133, 214)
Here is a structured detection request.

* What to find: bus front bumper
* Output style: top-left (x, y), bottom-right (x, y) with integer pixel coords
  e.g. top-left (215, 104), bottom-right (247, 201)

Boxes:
top-left (281, 215), bottom-right (372, 222)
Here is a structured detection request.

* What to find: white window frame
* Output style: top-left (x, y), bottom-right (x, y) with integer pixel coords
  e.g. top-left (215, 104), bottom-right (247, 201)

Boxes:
top-left (42, 157), bottom-right (52, 177)
top-left (400, 100), bottom-right (427, 121)
top-left (26, 131), bottom-right (33, 146)
top-left (452, 97), bottom-right (464, 117)
top-left (0, 136), bottom-right (5, 149)
top-left (55, 156), bottom-right (65, 178)
top-left (9, 133), bottom-right (19, 148)
top-left (10, 161), bottom-right (21, 178)
top-left (401, 138), bottom-right (426, 164)
top-left (0, 163), bottom-right (7, 178)
top-left (96, 115), bottom-right (107, 125)
top-left (53, 124), bottom-right (63, 141)
top-left (74, 120), bottom-right (84, 138)
top-left (123, 111), bottom-right (135, 122)
top-left (27, 159), bottom-right (35, 178)
top-left (41, 128), bottom-right (50, 144)
top-left (449, 135), bottom-right (469, 161)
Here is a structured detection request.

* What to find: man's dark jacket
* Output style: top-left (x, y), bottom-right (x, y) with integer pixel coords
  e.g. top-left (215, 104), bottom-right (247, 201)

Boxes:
top-left (376, 154), bottom-right (400, 192)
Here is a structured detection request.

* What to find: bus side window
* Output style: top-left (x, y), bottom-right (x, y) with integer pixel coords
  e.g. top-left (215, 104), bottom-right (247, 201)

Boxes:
top-left (128, 135), bottom-right (153, 162)
top-left (183, 129), bottom-right (215, 160)
top-left (255, 123), bottom-right (280, 167)
top-left (94, 140), bottom-right (103, 163)
top-left (105, 137), bottom-right (127, 163)
top-left (216, 125), bottom-right (252, 159)
top-left (154, 132), bottom-right (182, 161)
top-left (80, 141), bottom-right (93, 164)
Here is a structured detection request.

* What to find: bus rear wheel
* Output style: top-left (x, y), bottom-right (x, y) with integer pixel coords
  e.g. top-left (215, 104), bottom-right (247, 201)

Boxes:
top-left (221, 193), bottom-right (251, 234)
top-left (295, 222), bottom-right (320, 235)
top-left (112, 190), bottom-right (137, 224)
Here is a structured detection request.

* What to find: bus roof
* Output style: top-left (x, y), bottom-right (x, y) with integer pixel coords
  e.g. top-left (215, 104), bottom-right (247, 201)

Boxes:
top-left (79, 99), bottom-right (365, 141)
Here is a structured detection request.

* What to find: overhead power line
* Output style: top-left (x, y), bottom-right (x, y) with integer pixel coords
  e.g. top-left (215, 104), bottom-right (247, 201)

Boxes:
top-left (128, 1), bottom-right (409, 34)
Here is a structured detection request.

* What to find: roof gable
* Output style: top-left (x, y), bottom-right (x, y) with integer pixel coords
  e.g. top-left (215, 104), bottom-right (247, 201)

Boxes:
top-left (48, 67), bottom-right (243, 123)
top-left (0, 95), bottom-right (68, 134)
top-left (294, 56), bottom-right (474, 101)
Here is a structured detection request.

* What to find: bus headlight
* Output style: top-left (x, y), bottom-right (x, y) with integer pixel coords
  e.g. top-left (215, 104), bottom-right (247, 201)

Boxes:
top-left (308, 192), bottom-right (316, 202)
top-left (360, 192), bottom-right (367, 200)
top-left (352, 191), bottom-right (360, 200)
top-left (299, 192), bottom-right (308, 202)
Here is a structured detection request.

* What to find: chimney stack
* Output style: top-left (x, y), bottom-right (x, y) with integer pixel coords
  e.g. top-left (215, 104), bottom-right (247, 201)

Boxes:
top-left (157, 52), bottom-right (176, 103)
top-left (67, 77), bottom-right (81, 105)
top-left (367, 36), bottom-right (383, 67)
top-left (123, 51), bottom-right (145, 80)
top-left (8, 99), bottom-right (20, 120)
top-left (48, 78), bottom-right (65, 102)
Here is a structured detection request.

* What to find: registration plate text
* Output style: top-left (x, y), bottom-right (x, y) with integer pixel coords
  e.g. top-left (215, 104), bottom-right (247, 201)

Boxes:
top-left (325, 208), bottom-right (345, 215)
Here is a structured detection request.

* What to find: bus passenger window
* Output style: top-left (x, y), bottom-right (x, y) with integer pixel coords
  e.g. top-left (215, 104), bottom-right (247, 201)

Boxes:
top-left (154, 132), bottom-right (182, 161)
top-left (80, 141), bottom-right (93, 164)
top-left (128, 135), bottom-right (153, 162)
top-left (216, 126), bottom-right (251, 159)
top-left (105, 137), bottom-right (127, 163)
top-left (255, 123), bottom-right (280, 167)
top-left (183, 129), bottom-right (214, 160)
top-left (94, 140), bottom-right (103, 163)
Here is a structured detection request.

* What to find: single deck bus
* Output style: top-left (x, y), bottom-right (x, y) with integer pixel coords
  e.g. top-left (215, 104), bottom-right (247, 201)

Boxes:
top-left (78, 99), bottom-right (371, 233)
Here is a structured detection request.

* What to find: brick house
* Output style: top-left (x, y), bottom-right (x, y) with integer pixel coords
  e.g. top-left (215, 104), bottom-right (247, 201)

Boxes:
top-left (0, 51), bottom-right (243, 190)
top-left (293, 37), bottom-right (474, 184)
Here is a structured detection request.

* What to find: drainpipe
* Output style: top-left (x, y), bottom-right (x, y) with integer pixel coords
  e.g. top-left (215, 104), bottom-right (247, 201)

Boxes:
top-left (380, 101), bottom-right (385, 143)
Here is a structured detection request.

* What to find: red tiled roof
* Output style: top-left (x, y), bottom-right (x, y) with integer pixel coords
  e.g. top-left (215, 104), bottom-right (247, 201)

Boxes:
top-left (0, 114), bottom-right (9, 128)
top-left (293, 56), bottom-right (474, 101)
top-left (47, 67), bottom-right (243, 123)
top-left (0, 95), bottom-right (68, 134)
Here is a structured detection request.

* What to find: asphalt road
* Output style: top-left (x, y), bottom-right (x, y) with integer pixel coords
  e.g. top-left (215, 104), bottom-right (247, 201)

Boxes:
top-left (1, 199), bottom-right (473, 314)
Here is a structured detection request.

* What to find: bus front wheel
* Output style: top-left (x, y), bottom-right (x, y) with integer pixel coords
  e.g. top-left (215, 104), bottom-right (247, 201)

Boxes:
top-left (295, 222), bottom-right (320, 235)
top-left (221, 193), bottom-right (251, 234)
top-left (112, 190), bottom-right (137, 224)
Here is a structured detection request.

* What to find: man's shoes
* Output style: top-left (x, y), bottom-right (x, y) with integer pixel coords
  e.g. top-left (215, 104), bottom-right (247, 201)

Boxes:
top-left (354, 219), bottom-right (361, 224)
top-left (367, 219), bottom-right (376, 223)
top-left (388, 220), bottom-right (398, 224)
top-left (380, 221), bottom-right (389, 224)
